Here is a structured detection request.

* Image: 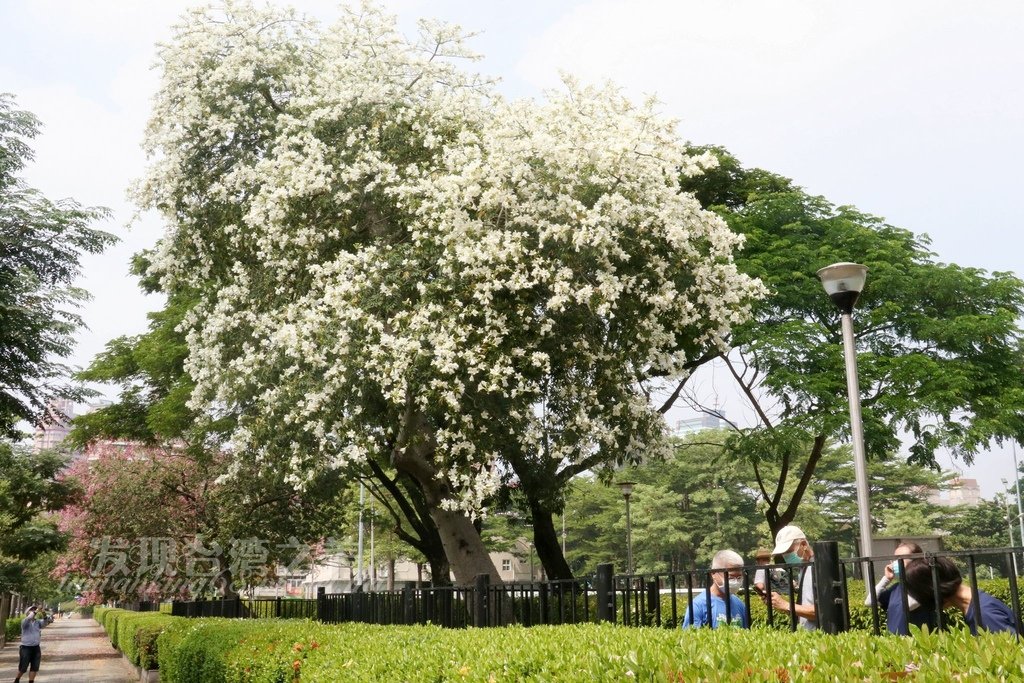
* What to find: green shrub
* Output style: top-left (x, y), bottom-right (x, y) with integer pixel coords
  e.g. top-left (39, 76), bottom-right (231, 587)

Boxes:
top-left (98, 608), bottom-right (129, 647)
top-left (78, 604), bottom-right (94, 617)
top-left (152, 618), bottom-right (1024, 682)
top-left (115, 612), bottom-right (176, 669)
top-left (157, 619), bottom-right (266, 683)
top-left (159, 603), bottom-right (173, 614)
top-left (5, 616), bottom-right (21, 642)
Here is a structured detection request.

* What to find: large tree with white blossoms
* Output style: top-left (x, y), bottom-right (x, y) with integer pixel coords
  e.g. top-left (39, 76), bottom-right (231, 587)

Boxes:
top-left (138, 2), bottom-right (762, 583)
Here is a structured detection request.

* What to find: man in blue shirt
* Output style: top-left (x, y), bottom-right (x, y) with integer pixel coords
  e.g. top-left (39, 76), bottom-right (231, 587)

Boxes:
top-left (904, 556), bottom-right (1019, 635)
top-left (682, 549), bottom-right (750, 629)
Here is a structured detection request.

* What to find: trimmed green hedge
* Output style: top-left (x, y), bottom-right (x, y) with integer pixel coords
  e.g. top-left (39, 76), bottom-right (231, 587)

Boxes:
top-left (117, 613), bottom-right (176, 669)
top-left (152, 618), bottom-right (1024, 682)
top-left (5, 616), bottom-right (20, 642)
top-left (94, 608), bottom-right (175, 670)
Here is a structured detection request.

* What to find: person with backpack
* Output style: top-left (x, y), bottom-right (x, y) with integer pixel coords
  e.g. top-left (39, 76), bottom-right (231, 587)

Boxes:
top-left (681, 549), bottom-right (750, 629)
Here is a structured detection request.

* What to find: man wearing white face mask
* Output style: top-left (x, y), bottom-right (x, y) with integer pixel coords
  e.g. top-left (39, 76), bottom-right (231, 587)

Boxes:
top-left (681, 549), bottom-right (750, 629)
top-left (769, 525), bottom-right (817, 630)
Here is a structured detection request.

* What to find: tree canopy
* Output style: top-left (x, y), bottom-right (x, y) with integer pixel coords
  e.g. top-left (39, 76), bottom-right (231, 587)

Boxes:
top-left (0, 442), bottom-right (76, 593)
top-left (0, 94), bottom-right (115, 437)
top-left (135, 3), bottom-right (761, 582)
top-left (675, 146), bottom-right (1024, 535)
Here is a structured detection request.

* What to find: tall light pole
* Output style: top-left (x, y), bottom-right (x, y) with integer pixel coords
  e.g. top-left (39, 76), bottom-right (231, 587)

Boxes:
top-left (1013, 443), bottom-right (1024, 572)
top-left (617, 481), bottom-right (636, 574)
top-left (561, 512), bottom-right (567, 555)
top-left (355, 483), bottom-right (365, 591)
top-left (1002, 478), bottom-right (1019, 575)
top-left (817, 262), bottom-right (873, 560)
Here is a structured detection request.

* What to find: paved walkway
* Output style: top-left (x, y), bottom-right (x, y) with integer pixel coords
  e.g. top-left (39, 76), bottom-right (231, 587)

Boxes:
top-left (0, 614), bottom-right (137, 682)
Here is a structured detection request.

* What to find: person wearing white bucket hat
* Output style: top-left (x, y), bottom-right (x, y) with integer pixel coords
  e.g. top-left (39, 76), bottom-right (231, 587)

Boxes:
top-left (769, 525), bottom-right (817, 630)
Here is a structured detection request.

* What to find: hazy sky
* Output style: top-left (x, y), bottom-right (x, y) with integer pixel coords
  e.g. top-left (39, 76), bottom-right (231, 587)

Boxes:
top-left (2, 1), bottom-right (1021, 499)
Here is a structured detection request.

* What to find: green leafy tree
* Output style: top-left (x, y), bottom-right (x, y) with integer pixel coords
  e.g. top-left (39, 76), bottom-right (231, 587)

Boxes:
top-left (562, 477), bottom-right (626, 576)
top-left (941, 497), bottom-right (1017, 552)
top-left (674, 146), bottom-right (1024, 537)
top-left (563, 436), bottom-right (766, 575)
top-left (0, 443), bottom-right (76, 638)
top-left (0, 94), bottom-right (115, 436)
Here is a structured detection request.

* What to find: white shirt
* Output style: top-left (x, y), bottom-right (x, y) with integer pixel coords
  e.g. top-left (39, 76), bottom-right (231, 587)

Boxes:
top-left (798, 566), bottom-right (816, 631)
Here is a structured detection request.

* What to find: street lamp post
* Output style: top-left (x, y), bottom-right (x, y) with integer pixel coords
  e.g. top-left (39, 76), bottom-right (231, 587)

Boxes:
top-left (617, 481), bottom-right (637, 574)
top-left (1013, 443), bottom-right (1024, 573)
top-left (1003, 479), bottom-right (1019, 575)
top-left (817, 262), bottom-right (873, 560)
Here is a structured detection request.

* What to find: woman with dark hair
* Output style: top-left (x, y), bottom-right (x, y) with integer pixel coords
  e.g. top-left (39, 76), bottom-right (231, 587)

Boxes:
top-left (864, 541), bottom-right (939, 635)
top-left (903, 556), bottom-right (1019, 635)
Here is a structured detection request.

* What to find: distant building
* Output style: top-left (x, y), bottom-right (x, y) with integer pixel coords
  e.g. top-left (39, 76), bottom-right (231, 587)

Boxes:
top-left (674, 412), bottom-right (724, 436)
top-left (284, 542), bottom-right (541, 597)
top-left (928, 477), bottom-right (982, 507)
top-left (33, 398), bottom-right (75, 452)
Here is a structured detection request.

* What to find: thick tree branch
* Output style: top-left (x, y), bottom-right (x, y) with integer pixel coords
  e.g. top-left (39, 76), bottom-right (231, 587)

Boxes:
top-left (779, 434), bottom-right (827, 524)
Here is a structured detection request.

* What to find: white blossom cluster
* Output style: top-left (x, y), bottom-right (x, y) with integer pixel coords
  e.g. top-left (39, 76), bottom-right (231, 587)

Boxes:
top-left (136, 1), bottom-right (765, 513)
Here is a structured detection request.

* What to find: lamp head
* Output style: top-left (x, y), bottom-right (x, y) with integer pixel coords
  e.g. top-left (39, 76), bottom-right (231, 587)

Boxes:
top-left (816, 262), bottom-right (868, 314)
top-left (617, 481), bottom-right (636, 498)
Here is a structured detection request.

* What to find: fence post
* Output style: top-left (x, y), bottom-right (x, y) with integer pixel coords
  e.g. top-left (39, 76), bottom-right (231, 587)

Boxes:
top-left (316, 586), bottom-right (326, 622)
top-left (596, 563), bottom-right (614, 623)
top-left (646, 579), bottom-right (659, 626)
top-left (275, 596), bottom-right (281, 618)
top-left (473, 574), bottom-right (489, 627)
top-left (539, 582), bottom-right (549, 625)
top-left (812, 540), bottom-right (846, 634)
top-left (234, 595), bottom-right (242, 619)
top-left (403, 585), bottom-right (415, 624)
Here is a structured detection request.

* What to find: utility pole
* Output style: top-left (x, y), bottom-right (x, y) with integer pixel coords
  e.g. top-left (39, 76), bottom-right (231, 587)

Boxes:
top-left (1013, 442), bottom-right (1024, 575)
top-left (356, 483), bottom-right (365, 590)
top-left (370, 499), bottom-right (376, 588)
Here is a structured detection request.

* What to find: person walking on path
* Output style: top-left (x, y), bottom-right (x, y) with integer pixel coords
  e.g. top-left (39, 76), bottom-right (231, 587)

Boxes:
top-left (14, 606), bottom-right (47, 682)
top-left (1, 611), bottom-right (137, 682)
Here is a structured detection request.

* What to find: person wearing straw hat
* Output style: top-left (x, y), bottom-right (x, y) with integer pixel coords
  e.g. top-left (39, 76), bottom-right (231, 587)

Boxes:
top-left (769, 525), bottom-right (817, 630)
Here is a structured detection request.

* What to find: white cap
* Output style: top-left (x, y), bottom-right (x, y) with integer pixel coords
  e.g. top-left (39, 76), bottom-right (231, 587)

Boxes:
top-left (772, 525), bottom-right (806, 555)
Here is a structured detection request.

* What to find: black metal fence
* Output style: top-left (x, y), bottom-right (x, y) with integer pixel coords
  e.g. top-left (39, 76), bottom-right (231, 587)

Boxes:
top-left (159, 543), bottom-right (1024, 636)
top-left (170, 596), bottom-right (317, 619)
top-left (118, 600), bottom-right (160, 612)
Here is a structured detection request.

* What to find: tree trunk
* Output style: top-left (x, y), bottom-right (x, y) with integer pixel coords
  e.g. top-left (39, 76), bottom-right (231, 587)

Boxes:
top-left (530, 500), bottom-right (574, 580)
top-left (391, 406), bottom-right (500, 586)
top-left (761, 435), bottom-right (827, 538)
top-left (387, 558), bottom-right (395, 591)
top-left (0, 592), bottom-right (10, 647)
top-left (215, 554), bottom-right (238, 599)
top-left (366, 456), bottom-right (454, 586)
top-left (426, 507), bottom-right (500, 585)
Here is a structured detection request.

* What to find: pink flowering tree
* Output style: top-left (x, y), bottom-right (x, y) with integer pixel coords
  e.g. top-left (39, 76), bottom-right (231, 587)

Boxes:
top-left (54, 440), bottom-right (346, 602)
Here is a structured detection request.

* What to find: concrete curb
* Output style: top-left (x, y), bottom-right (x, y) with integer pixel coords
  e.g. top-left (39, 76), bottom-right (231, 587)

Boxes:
top-left (95, 619), bottom-right (160, 682)
top-left (121, 653), bottom-right (160, 683)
